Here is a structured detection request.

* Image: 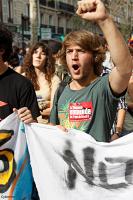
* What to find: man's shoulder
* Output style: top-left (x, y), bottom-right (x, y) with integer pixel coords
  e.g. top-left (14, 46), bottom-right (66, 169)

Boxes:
top-left (7, 68), bottom-right (32, 86)
top-left (85, 75), bottom-right (108, 89)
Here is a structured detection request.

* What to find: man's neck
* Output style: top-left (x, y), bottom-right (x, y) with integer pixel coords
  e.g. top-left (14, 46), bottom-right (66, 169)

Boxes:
top-left (70, 75), bottom-right (98, 90)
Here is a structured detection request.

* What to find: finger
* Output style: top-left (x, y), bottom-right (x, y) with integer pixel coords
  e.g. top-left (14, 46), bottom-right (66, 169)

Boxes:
top-left (19, 113), bottom-right (32, 121)
top-left (56, 125), bottom-right (68, 133)
top-left (22, 118), bottom-right (34, 124)
top-left (13, 108), bottom-right (17, 113)
top-left (77, 1), bottom-right (96, 15)
top-left (18, 109), bottom-right (31, 118)
top-left (17, 107), bottom-right (28, 115)
top-left (20, 114), bottom-right (33, 123)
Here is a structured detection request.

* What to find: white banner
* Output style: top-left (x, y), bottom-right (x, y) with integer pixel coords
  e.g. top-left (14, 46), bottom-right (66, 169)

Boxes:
top-left (25, 123), bottom-right (133, 200)
top-left (0, 113), bottom-right (33, 199)
top-left (1, 113), bottom-right (133, 200)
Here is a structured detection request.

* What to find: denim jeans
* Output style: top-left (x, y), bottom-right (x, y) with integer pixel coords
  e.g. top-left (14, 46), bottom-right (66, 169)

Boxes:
top-left (120, 129), bottom-right (133, 137)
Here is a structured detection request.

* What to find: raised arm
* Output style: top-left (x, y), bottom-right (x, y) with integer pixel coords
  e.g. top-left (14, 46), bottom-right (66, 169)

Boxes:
top-left (76, 0), bottom-right (133, 94)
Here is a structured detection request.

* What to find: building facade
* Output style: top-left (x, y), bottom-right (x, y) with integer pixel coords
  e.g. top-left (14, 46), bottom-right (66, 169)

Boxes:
top-left (0, 0), bottom-right (133, 46)
top-left (104, 0), bottom-right (133, 39)
top-left (0, 0), bottom-right (75, 46)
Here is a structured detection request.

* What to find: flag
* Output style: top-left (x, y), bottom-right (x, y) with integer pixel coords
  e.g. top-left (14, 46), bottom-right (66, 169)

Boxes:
top-left (0, 113), bottom-right (33, 199)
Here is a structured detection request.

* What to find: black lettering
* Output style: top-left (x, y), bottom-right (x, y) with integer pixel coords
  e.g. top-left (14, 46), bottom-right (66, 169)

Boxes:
top-left (61, 141), bottom-right (133, 191)
top-left (125, 159), bottom-right (133, 184)
top-left (83, 147), bottom-right (95, 185)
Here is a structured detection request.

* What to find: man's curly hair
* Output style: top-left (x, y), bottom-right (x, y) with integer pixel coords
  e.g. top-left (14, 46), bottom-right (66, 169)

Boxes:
top-left (0, 25), bottom-right (13, 61)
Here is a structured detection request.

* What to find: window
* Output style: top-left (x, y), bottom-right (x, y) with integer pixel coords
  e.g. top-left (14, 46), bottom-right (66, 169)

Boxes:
top-left (8, 0), bottom-right (13, 22)
top-left (49, 15), bottom-right (53, 26)
top-left (40, 13), bottom-right (45, 25)
top-left (8, 0), bottom-right (13, 18)
top-left (25, 3), bottom-right (30, 17)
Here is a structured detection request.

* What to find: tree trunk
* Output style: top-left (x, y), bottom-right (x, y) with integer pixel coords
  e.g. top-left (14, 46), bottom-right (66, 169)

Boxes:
top-left (29, 0), bottom-right (38, 45)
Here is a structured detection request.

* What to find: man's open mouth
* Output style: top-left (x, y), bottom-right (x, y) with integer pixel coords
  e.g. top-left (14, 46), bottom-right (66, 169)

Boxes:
top-left (72, 64), bottom-right (79, 70)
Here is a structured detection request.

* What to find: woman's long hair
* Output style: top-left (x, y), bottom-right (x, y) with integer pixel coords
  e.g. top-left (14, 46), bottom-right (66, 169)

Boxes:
top-left (23, 41), bottom-right (55, 90)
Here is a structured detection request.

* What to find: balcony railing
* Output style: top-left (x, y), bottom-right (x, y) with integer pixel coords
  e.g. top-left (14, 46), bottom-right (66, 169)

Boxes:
top-left (39, 0), bottom-right (75, 14)
top-left (57, 2), bottom-right (75, 14)
top-left (48, 1), bottom-right (55, 8)
top-left (39, 0), bottom-right (55, 8)
top-left (39, 0), bottom-right (46, 6)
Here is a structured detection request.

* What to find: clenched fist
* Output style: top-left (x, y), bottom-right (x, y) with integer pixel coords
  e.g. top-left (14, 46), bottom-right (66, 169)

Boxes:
top-left (76, 0), bottom-right (108, 22)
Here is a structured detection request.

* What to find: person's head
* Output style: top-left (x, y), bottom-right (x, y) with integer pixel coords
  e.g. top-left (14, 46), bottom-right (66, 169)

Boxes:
top-left (0, 25), bottom-right (13, 62)
top-left (23, 41), bottom-right (55, 90)
top-left (128, 37), bottom-right (133, 48)
top-left (7, 52), bottom-right (19, 68)
top-left (60, 30), bottom-right (105, 81)
top-left (128, 45), bottom-right (133, 57)
top-left (25, 46), bottom-right (30, 54)
top-left (19, 48), bottom-right (25, 56)
top-left (12, 45), bottom-right (19, 54)
top-left (48, 39), bottom-right (62, 57)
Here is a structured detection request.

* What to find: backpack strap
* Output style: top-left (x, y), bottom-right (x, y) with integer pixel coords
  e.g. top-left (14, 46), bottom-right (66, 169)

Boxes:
top-left (55, 78), bottom-right (71, 124)
top-left (49, 76), bottom-right (71, 124)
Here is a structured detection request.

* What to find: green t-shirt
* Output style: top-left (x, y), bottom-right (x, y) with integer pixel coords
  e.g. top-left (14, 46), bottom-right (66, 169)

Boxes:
top-left (50, 75), bottom-right (119, 142)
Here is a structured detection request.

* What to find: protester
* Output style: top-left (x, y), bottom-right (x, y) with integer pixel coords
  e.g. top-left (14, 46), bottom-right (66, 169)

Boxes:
top-left (47, 39), bottom-right (71, 82)
top-left (112, 74), bottom-right (133, 139)
top-left (100, 37), bottom-right (128, 138)
top-left (49, 0), bottom-right (133, 142)
top-left (122, 73), bottom-right (133, 134)
top-left (23, 41), bottom-right (60, 124)
top-left (5, 51), bottom-right (20, 69)
top-left (0, 26), bottom-right (39, 122)
top-left (112, 46), bottom-right (133, 139)
top-left (0, 24), bottom-right (40, 199)
top-left (18, 47), bottom-right (25, 65)
top-left (101, 37), bottom-right (114, 75)
top-left (6, 45), bottom-right (24, 74)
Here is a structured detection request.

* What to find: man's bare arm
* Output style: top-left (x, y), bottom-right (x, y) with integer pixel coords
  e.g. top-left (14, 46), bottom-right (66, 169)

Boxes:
top-left (76, 0), bottom-right (133, 94)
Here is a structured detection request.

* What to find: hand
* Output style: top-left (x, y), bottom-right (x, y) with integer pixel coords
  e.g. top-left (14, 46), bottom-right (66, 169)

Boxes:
top-left (56, 125), bottom-right (68, 133)
top-left (110, 133), bottom-right (120, 142)
top-left (40, 107), bottom-right (51, 117)
top-left (13, 107), bottom-right (34, 124)
top-left (48, 123), bottom-right (68, 133)
top-left (76, 0), bottom-right (108, 22)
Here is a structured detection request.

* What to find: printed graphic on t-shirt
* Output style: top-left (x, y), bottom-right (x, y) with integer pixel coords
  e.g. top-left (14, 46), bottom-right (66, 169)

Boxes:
top-left (59, 101), bottom-right (93, 131)
top-left (69, 102), bottom-right (93, 121)
top-left (0, 101), bottom-right (8, 121)
top-left (0, 101), bottom-right (8, 107)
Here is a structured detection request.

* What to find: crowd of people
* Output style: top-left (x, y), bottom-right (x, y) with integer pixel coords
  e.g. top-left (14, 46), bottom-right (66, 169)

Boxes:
top-left (0, 0), bottom-right (133, 199)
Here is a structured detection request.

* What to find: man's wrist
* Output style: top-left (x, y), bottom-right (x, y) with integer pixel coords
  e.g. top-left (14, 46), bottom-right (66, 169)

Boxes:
top-left (115, 126), bottom-right (122, 133)
top-left (114, 132), bottom-right (121, 137)
top-left (97, 15), bottom-right (112, 27)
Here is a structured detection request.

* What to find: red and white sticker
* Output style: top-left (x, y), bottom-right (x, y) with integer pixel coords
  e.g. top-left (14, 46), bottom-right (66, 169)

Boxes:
top-left (0, 101), bottom-right (8, 107)
top-left (69, 102), bottom-right (93, 121)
